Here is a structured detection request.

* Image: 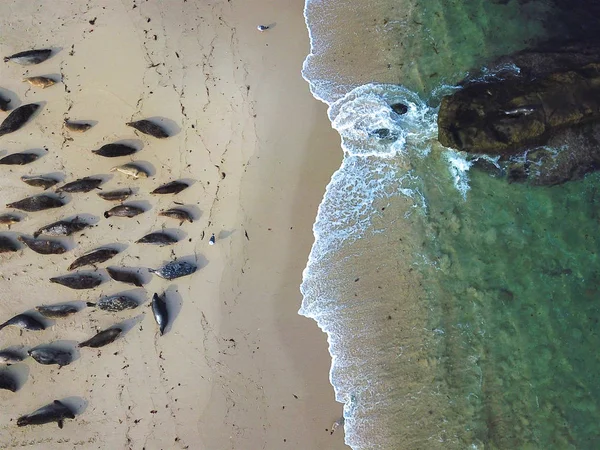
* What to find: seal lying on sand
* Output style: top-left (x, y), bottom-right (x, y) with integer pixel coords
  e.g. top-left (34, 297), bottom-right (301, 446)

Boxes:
top-left (0, 371), bottom-right (18, 392)
top-left (6, 194), bottom-right (64, 212)
top-left (0, 92), bottom-right (12, 111)
top-left (0, 103), bottom-right (40, 137)
top-left (97, 188), bottom-right (133, 201)
top-left (0, 236), bottom-right (18, 253)
top-left (126, 119), bottom-right (169, 138)
top-left (87, 295), bottom-right (139, 312)
top-left (0, 314), bottom-right (46, 331)
top-left (159, 208), bottom-right (193, 225)
top-left (106, 267), bottom-right (144, 287)
top-left (36, 303), bottom-right (80, 318)
top-left (4, 49), bottom-right (52, 65)
top-left (0, 152), bottom-right (40, 165)
top-left (56, 177), bottom-right (103, 193)
top-left (104, 204), bottom-right (145, 218)
top-left (149, 260), bottom-right (197, 280)
top-left (79, 327), bottom-right (122, 348)
top-left (29, 347), bottom-right (73, 367)
top-left (0, 348), bottom-right (26, 364)
top-left (23, 76), bottom-right (56, 89)
top-left (68, 247), bottom-right (119, 271)
top-left (151, 180), bottom-right (189, 195)
top-left (93, 143), bottom-right (138, 157)
top-left (152, 292), bottom-right (169, 335)
top-left (17, 400), bottom-right (76, 428)
top-left (50, 273), bottom-right (103, 290)
top-left (18, 236), bottom-right (68, 255)
top-left (0, 214), bottom-right (21, 229)
top-left (34, 217), bottom-right (91, 238)
top-left (136, 231), bottom-right (179, 246)
top-left (64, 120), bottom-right (93, 132)
top-left (110, 163), bottom-right (148, 179)
top-left (21, 175), bottom-right (60, 190)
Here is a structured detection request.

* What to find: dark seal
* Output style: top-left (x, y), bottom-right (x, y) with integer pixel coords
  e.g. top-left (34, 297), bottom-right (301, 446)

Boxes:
top-left (92, 143), bottom-right (138, 157)
top-left (78, 327), bottom-right (122, 348)
top-left (50, 273), bottom-right (103, 290)
top-left (151, 292), bottom-right (169, 335)
top-left (17, 400), bottom-right (76, 429)
top-left (6, 194), bottom-right (64, 212)
top-left (126, 119), bottom-right (169, 138)
top-left (151, 180), bottom-right (189, 195)
top-left (0, 103), bottom-right (40, 137)
top-left (4, 49), bottom-right (52, 65)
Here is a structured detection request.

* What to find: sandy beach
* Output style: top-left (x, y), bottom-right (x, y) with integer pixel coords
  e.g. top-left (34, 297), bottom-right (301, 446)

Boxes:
top-left (0, 0), bottom-right (347, 449)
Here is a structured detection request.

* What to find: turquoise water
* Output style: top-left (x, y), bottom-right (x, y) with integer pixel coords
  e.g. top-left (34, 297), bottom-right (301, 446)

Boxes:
top-left (300, 0), bottom-right (600, 448)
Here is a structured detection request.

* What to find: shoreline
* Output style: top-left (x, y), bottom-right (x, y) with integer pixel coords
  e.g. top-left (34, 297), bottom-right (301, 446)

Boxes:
top-left (0, 0), bottom-right (347, 448)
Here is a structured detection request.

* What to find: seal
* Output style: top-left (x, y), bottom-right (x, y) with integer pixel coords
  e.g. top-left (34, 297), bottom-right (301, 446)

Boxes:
top-left (18, 235), bottom-right (68, 255)
top-left (0, 214), bottom-right (21, 229)
top-left (0, 235), bottom-right (18, 253)
top-left (159, 208), bottom-right (193, 225)
top-left (0, 349), bottom-right (26, 364)
top-left (36, 303), bottom-right (80, 318)
top-left (106, 267), bottom-right (144, 287)
top-left (126, 119), bottom-right (169, 138)
top-left (17, 400), bottom-right (76, 429)
top-left (29, 347), bottom-right (73, 367)
top-left (104, 204), bottom-right (145, 218)
top-left (87, 295), bottom-right (139, 312)
top-left (50, 273), bottom-right (103, 290)
top-left (4, 49), bottom-right (52, 65)
top-left (0, 92), bottom-right (11, 111)
top-left (149, 260), bottom-right (197, 280)
top-left (0, 152), bottom-right (40, 165)
top-left (6, 194), bottom-right (63, 212)
top-left (23, 76), bottom-right (56, 89)
top-left (136, 231), bottom-right (179, 246)
top-left (64, 120), bottom-right (93, 132)
top-left (33, 217), bottom-right (91, 238)
top-left (110, 163), bottom-right (148, 179)
top-left (0, 103), bottom-right (40, 137)
top-left (21, 174), bottom-right (60, 190)
top-left (56, 177), bottom-right (103, 193)
top-left (151, 180), bottom-right (189, 195)
top-left (97, 188), bottom-right (133, 201)
top-left (78, 327), bottom-right (122, 348)
top-left (0, 313), bottom-right (46, 331)
top-left (92, 143), bottom-right (138, 157)
top-left (68, 247), bottom-right (119, 271)
top-left (151, 292), bottom-right (169, 335)
top-left (0, 371), bottom-right (18, 392)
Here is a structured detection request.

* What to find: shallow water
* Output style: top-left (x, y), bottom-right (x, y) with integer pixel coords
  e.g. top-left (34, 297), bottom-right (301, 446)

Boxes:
top-left (300, 0), bottom-right (600, 448)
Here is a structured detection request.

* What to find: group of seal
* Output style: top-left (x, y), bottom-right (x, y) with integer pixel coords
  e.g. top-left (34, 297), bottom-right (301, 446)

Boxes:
top-left (0, 47), bottom-right (203, 429)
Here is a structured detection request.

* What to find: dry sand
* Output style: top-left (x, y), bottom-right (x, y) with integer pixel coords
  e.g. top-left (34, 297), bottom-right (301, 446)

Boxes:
top-left (0, 0), bottom-right (347, 448)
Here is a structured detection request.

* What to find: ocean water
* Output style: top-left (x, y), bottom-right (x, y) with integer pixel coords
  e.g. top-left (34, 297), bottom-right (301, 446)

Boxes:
top-left (299, 0), bottom-right (600, 449)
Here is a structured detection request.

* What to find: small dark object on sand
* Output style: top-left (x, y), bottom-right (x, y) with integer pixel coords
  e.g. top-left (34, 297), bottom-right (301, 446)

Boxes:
top-left (7, 194), bottom-right (63, 212)
top-left (33, 217), bottom-right (91, 238)
top-left (92, 143), bottom-right (138, 157)
top-left (0, 103), bottom-right (40, 137)
top-left (104, 204), bottom-right (145, 218)
top-left (0, 152), bottom-right (40, 165)
top-left (152, 292), bottom-right (169, 335)
top-left (56, 177), bottom-right (103, 193)
top-left (50, 273), bottom-right (103, 290)
top-left (68, 247), bottom-right (119, 271)
top-left (78, 327), bottom-right (122, 348)
top-left (97, 188), bottom-right (133, 202)
top-left (0, 314), bottom-right (46, 332)
top-left (17, 400), bottom-right (76, 428)
top-left (4, 49), bottom-right (52, 65)
top-left (106, 267), bottom-right (144, 287)
top-left (21, 175), bottom-right (60, 190)
top-left (126, 119), bottom-right (169, 138)
top-left (18, 235), bottom-right (68, 255)
top-left (151, 180), bottom-right (189, 195)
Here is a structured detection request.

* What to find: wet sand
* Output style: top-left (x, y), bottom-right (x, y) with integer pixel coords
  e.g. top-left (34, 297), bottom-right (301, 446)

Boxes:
top-left (0, 0), bottom-right (347, 448)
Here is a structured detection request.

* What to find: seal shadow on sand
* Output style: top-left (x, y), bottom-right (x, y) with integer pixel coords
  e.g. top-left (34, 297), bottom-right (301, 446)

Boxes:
top-left (60, 396), bottom-right (88, 417)
top-left (0, 363), bottom-right (29, 391)
top-left (113, 313), bottom-right (145, 336)
top-left (161, 285), bottom-right (184, 335)
top-left (217, 229), bottom-right (235, 240)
